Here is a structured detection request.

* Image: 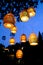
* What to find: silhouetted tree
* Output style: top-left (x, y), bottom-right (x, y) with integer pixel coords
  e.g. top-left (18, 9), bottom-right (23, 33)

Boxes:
top-left (38, 32), bottom-right (42, 47)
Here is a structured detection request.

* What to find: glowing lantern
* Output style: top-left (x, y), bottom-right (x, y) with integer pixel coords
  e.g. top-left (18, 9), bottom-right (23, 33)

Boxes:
top-left (4, 48), bottom-right (9, 52)
top-left (20, 34), bottom-right (27, 43)
top-left (27, 7), bottom-right (36, 17)
top-left (10, 25), bottom-right (17, 34)
top-left (16, 49), bottom-right (23, 59)
top-left (20, 10), bottom-right (29, 22)
top-left (4, 48), bottom-right (9, 51)
top-left (9, 54), bottom-right (14, 59)
top-left (28, 33), bottom-right (38, 46)
top-left (9, 38), bottom-right (15, 45)
top-left (3, 13), bottom-right (16, 29)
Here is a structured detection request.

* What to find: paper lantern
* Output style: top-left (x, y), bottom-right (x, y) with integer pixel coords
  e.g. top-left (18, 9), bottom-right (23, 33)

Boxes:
top-left (28, 33), bottom-right (38, 46)
top-left (27, 7), bottom-right (36, 17)
top-left (9, 38), bottom-right (15, 45)
top-left (10, 25), bottom-right (17, 34)
top-left (16, 49), bottom-right (23, 59)
top-left (3, 13), bottom-right (16, 28)
top-left (20, 34), bottom-right (27, 43)
top-left (20, 10), bottom-right (29, 22)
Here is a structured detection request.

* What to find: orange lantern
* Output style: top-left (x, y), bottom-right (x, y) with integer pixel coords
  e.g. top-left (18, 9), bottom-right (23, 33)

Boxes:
top-left (20, 34), bottom-right (27, 43)
top-left (3, 13), bottom-right (16, 29)
top-left (28, 33), bottom-right (38, 46)
top-left (27, 7), bottom-right (36, 17)
top-left (16, 49), bottom-right (23, 59)
top-left (20, 10), bottom-right (29, 22)
top-left (9, 38), bottom-right (15, 45)
top-left (10, 25), bottom-right (17, 34)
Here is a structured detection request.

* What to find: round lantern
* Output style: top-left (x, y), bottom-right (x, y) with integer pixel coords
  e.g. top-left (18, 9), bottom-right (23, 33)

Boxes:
top-left (9, 38), bottom-right (15, 45)
top-left (28, 33), bottom-right (38, 46)
top-left (3, 13), bottom-right (16, 29)
top-left (20, 10), bottom-right (29, 22)
top-left (20, 34), bottom-right (27, 43)
top-left (16, 49), bottom-right (23, 59)
top-left (10, 25), bottom-right (17, 34)
top-left (27, 7), bottom-right (36, 17)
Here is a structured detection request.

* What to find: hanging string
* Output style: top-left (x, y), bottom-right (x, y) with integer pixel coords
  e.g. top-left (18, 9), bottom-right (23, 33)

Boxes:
top-left (22, 22), bottom-right (25, 34)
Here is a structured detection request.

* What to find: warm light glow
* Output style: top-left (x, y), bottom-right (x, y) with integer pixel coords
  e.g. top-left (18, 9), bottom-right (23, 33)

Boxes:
top-left (4, 48), bottom-right (9, 51)
top-left (27, 7), bottom-right (36, 17)
top-left (28, 33), bottom-right (38, 46)
top-left (21, 16), bottom-right (29, 22)
top-left (16, 49), bottom-right (23, 59)
top-left (4, 23), bottom-right (14, 29)
top-left (30, 42), bottom-right (38, 46)
top-left (9, 54), bottom-right (14, 59)
top-left (3, 13), bottom-right (16, 28)
top-left (10, 26), bottom-right (17, 34)
top-left (9, 38), bottom-right (15, 45)
top-left (20, 34), bottom-right (27, 43)
top-left (20, 10), bottom-right (29, 22)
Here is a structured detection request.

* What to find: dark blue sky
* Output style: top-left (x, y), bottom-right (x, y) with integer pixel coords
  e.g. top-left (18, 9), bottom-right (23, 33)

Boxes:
top-left (0, 2), bottom-right (43, 47)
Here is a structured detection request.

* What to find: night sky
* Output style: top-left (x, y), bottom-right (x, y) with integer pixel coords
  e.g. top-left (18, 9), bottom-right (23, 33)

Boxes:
top-left (0, 2), bottom-right (43, 47)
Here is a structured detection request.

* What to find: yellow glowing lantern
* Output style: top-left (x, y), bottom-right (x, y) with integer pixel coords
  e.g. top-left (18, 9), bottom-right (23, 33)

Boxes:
top-left (16, 49), bottom-right (23, 59)
top-left (10, 25), bottom-right (17, 34)
top-left (9, 38), bottom-right (15, 45)
top-left (3, 13), bottom-right (16, 28)
top-left (20, 10), bottom-right (29, 22)
top-left (28, 33), bottom-right (38, 46)
top-left (27, 7), bottom-right (36, 17)
top-left (20, 34), bottom-right (27, 43)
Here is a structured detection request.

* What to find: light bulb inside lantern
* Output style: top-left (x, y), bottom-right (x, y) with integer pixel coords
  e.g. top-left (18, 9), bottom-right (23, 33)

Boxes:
top-left (20, 34), bottom-right (27, 43)
top-left (9, 38), bottom-right (15, 45)
top-left (16, 49), bottom-right (23, 59)
top-left (20, 10), bottom-right (29, 22)
top-left (3, 13), bottom-right (16, 29)
top-left (10, 26), bottom-right (17, 34)
top-left (4, 23), bottom-right (14, 29)
top-left (27, 7), bottom-right (36, 17)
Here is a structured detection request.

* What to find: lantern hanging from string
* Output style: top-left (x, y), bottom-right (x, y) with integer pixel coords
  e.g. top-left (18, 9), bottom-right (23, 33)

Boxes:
top-left (20, 10), bottom-right (29, 22)
top-left (28, 33), bottom-right (38, 46)
top-left (9, 37), bottom-right (15, 45)
top-left (10, 25), bottom-right (17, 34)
top-left (16, 49), bottom-right (23, 59)
top-left (20, 34), bottom-right (27, 43)
top-left (27, 7), bottom-right (36, 17)
top-left (3, 13), bottom-right (16, 29)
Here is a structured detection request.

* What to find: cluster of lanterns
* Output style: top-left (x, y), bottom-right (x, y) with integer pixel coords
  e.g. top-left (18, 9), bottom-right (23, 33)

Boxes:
top-left (9, 33), bottom-right (38, 46)
top-left (3, 7), bottom-right (37, 46)
top-left (3, 13), bottom-right (17, 34)
top-left (20, 7), bottom-right (36, 22)
top-left (3, 13), bottom-right (17, 45)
